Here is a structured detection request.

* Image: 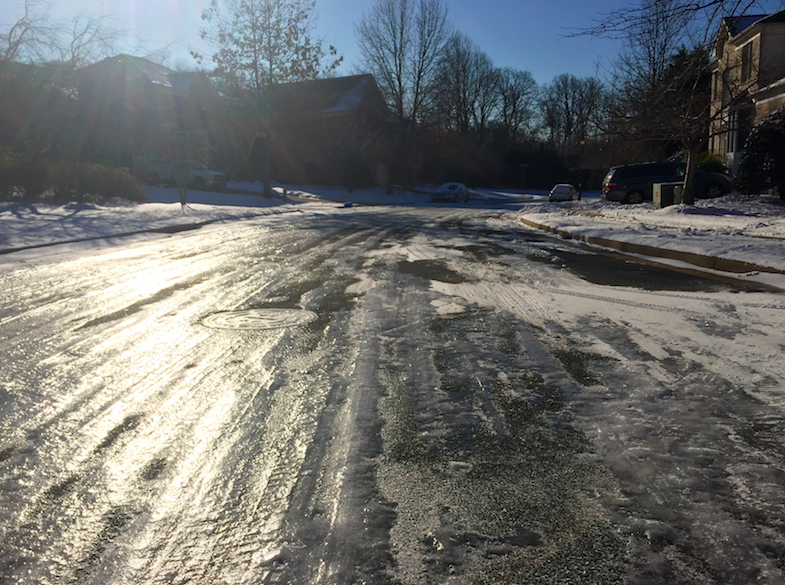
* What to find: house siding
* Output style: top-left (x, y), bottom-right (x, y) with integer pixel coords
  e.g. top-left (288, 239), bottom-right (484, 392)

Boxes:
top-left (710, 14), bottom-right (785, 174)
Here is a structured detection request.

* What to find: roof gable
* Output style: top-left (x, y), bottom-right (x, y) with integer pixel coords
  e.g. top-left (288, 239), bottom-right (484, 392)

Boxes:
top-left (722, 9), bottom-right (785, 38)
top-left (270, 74), bottom-right (389, 116)
top-left (723, 14), bottom-right (768, 37)
top-left (78, 54), bottom-right (195, 97)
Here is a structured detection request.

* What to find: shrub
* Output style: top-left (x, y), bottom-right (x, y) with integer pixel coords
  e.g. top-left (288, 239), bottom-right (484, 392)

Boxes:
top-left (50, 162), bottom-right (147, 203)
top-left (0, 150), bottom-right (50, 200)
top-left (0, 148), bottom-right (23, 197)
top-left (736, 109), bottom-right (785, 200)
top-left (0, 158), bottom-right (147, 203)
top-left (697, 153), bottom-right (727, 174)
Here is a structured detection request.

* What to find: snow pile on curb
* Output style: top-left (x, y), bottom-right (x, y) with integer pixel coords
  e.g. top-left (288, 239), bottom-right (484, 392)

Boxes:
top-left (512, 193), bottom-right (785, 274)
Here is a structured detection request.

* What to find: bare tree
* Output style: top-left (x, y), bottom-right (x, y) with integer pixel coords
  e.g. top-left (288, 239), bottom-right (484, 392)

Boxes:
top-left (495, 68), bottom-right (538, 145)
top-left (472, 56), bottom-right (499, 147)
top-left (581, 0), bottom-right (777, 40)
top-left (614, 0), bottom-right (687, 96)
top-left (431, 33), bottom-right (498, 141)
top-left (355, 0), bottom-right (450, 186)
top-left (0, 1), bottom-right (124, 170)
top-left (55, 14), bottom-right (120, 69)
top-left (355, 0), bottom-right (450, 122)
top-left (582, 0), bottom-right (785, 203)
top-left (0, 1), bottom-right (55, 65)
top-left (539, 74), bottom-right (604, 149)
top-left (1, 1), bottom-right (120, 69)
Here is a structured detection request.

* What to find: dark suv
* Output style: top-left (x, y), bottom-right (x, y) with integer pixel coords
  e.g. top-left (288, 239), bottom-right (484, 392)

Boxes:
top-left (601, 162), bottom-right (732, 203)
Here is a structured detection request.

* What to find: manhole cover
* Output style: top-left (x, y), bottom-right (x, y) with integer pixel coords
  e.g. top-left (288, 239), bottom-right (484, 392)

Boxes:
top-left (202, 309), bottom-right (318, 330)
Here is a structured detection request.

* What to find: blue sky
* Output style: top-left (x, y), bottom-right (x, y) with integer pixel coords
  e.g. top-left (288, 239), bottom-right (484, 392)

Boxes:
top-left (2, 0), bottom-right (636, 84)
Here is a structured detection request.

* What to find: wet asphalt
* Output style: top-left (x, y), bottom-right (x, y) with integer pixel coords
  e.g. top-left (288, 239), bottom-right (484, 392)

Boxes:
top-left (0, 205), bottom-right (783, 584)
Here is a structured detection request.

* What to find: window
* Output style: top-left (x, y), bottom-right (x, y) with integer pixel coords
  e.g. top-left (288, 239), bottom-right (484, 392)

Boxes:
top-left (741, 42), bottom-right (753, 82)
top-left (712, 73), bottom-right (720, 101)
top-left (650, 164), bottom-right (674, 176)
top-left (724, 108), bottom-right (754, 154)
top-left (726, 111), bottom-right (736, 153)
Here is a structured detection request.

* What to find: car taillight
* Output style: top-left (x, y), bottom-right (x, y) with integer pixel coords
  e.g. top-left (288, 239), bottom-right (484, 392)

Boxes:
top-left (604, 182), bottom-right (617, 190)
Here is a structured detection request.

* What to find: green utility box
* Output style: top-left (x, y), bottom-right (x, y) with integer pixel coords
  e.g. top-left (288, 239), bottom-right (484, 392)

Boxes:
top-left (653, 182), bottom-right (684, 209)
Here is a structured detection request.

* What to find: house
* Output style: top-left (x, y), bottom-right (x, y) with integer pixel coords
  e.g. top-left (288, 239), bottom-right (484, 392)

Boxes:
top-left (709, 11), bottom-right (785, 174)
top-left (75, 55), bottom-right (248, 170)
top-left (265, 74), bottom-right (399, 188)
top-left (73, 55), bottom-right (400, 186)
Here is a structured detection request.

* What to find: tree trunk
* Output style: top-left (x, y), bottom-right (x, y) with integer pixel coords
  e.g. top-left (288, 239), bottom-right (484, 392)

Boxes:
top-left (262, 132), bottom-right (273, 198)
top-left (400, 120), bottom-right (412, 191)
top-left (681, 147), bottom-right (699, 205)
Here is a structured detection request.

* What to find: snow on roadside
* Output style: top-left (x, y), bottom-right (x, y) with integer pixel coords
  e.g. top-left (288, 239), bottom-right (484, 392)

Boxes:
top-left (2, 184), bottom-right (784, 288)
top-left (506, 193), bottom-right (785, 275)
top-left (0, 192), bottom-right (286, 254)
top-left (0, 184), bottom-right (428, 255)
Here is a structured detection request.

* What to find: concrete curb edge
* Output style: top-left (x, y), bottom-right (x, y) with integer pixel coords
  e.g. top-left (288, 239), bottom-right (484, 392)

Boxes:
top-left (518, 218), bottom-right (785, 275)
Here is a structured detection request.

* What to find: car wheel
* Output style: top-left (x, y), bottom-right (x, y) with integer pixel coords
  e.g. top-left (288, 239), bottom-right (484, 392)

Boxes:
top-left (703, 182), bottom-right (727, 199)
top-left (625, 190), bottom-right (644, 204)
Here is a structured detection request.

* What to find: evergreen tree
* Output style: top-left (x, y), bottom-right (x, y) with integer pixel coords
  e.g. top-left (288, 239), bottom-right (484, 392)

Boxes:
top-left (195, 0), bottom-right (341, 195)
top-left (197, 0), bottom-right (340, 94)
top-left (737, 109), bottom-right (785, 200)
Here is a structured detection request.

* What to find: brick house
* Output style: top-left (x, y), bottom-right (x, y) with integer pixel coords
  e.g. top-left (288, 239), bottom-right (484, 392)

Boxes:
top-left (75, 55), bottom-right (399, 186)
top-left (265, 74), bottom-right (399, 188)
top-left (75, 54), bottom-right (250, 171)
top-left (709, 11), bottom-right (785, 174)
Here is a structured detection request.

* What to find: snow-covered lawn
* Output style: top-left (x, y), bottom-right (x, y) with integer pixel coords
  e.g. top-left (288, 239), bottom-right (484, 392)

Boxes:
top-left (500, 192), bottom-right (785, 287)
top-left (511, 191), bottom-right (785, 239)
top-left (0, 184), bottom-right (433, 254)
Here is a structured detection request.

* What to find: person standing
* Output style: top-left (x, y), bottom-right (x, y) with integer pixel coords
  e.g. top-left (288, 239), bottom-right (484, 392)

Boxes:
top-left (174, 160), bottom-right (190, 209)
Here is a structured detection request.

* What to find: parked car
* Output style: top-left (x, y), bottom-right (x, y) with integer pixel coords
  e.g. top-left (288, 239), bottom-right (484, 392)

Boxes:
top-left (432, 183), bottom-right (470, 202)
top-left (601, 162), bottom-right (732, 204)
top-left (549, 184), bottom-right (580, 202)
top-left (183, 160), bottom-right (227, 189)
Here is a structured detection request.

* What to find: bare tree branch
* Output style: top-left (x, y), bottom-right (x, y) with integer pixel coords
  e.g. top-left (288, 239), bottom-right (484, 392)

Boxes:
top-left (0, 0), bottom-right (56, 64)
top-left (576, 0), bottom-right (776, 39)
top-left (355, 0), bottom-right (451, 120)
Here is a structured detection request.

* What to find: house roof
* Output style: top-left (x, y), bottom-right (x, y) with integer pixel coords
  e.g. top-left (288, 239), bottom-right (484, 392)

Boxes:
top-left (723, 14), bottom-right (768, 36)
top-left (723, 10), bottom-right (785, 38)
top-left (78, 54), bottom-right (195, 97)
top-left (270, 74), bottom-right (389, 115)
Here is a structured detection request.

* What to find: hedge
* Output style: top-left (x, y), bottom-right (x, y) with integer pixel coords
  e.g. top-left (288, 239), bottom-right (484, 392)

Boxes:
top-left (0, 151), bottom-right (147, 203)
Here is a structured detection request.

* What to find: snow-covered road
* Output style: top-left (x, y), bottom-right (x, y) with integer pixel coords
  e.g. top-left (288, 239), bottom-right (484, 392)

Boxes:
top-left (1, 206), bottom-right (784, 584)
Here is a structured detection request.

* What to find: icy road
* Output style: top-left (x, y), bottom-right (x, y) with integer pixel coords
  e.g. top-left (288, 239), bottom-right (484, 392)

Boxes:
top-left (1, 206), bottom-right (784, 584)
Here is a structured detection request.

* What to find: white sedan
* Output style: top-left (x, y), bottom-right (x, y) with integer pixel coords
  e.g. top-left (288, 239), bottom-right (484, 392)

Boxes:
top-left (549, 184), bottom-right (580, 202)
top-left (432, 183), bottom-right (470, 203)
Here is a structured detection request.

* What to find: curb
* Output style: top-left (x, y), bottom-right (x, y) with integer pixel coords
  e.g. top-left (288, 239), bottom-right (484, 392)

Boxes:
top-left (518, 218), bottom-right (785, 275)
